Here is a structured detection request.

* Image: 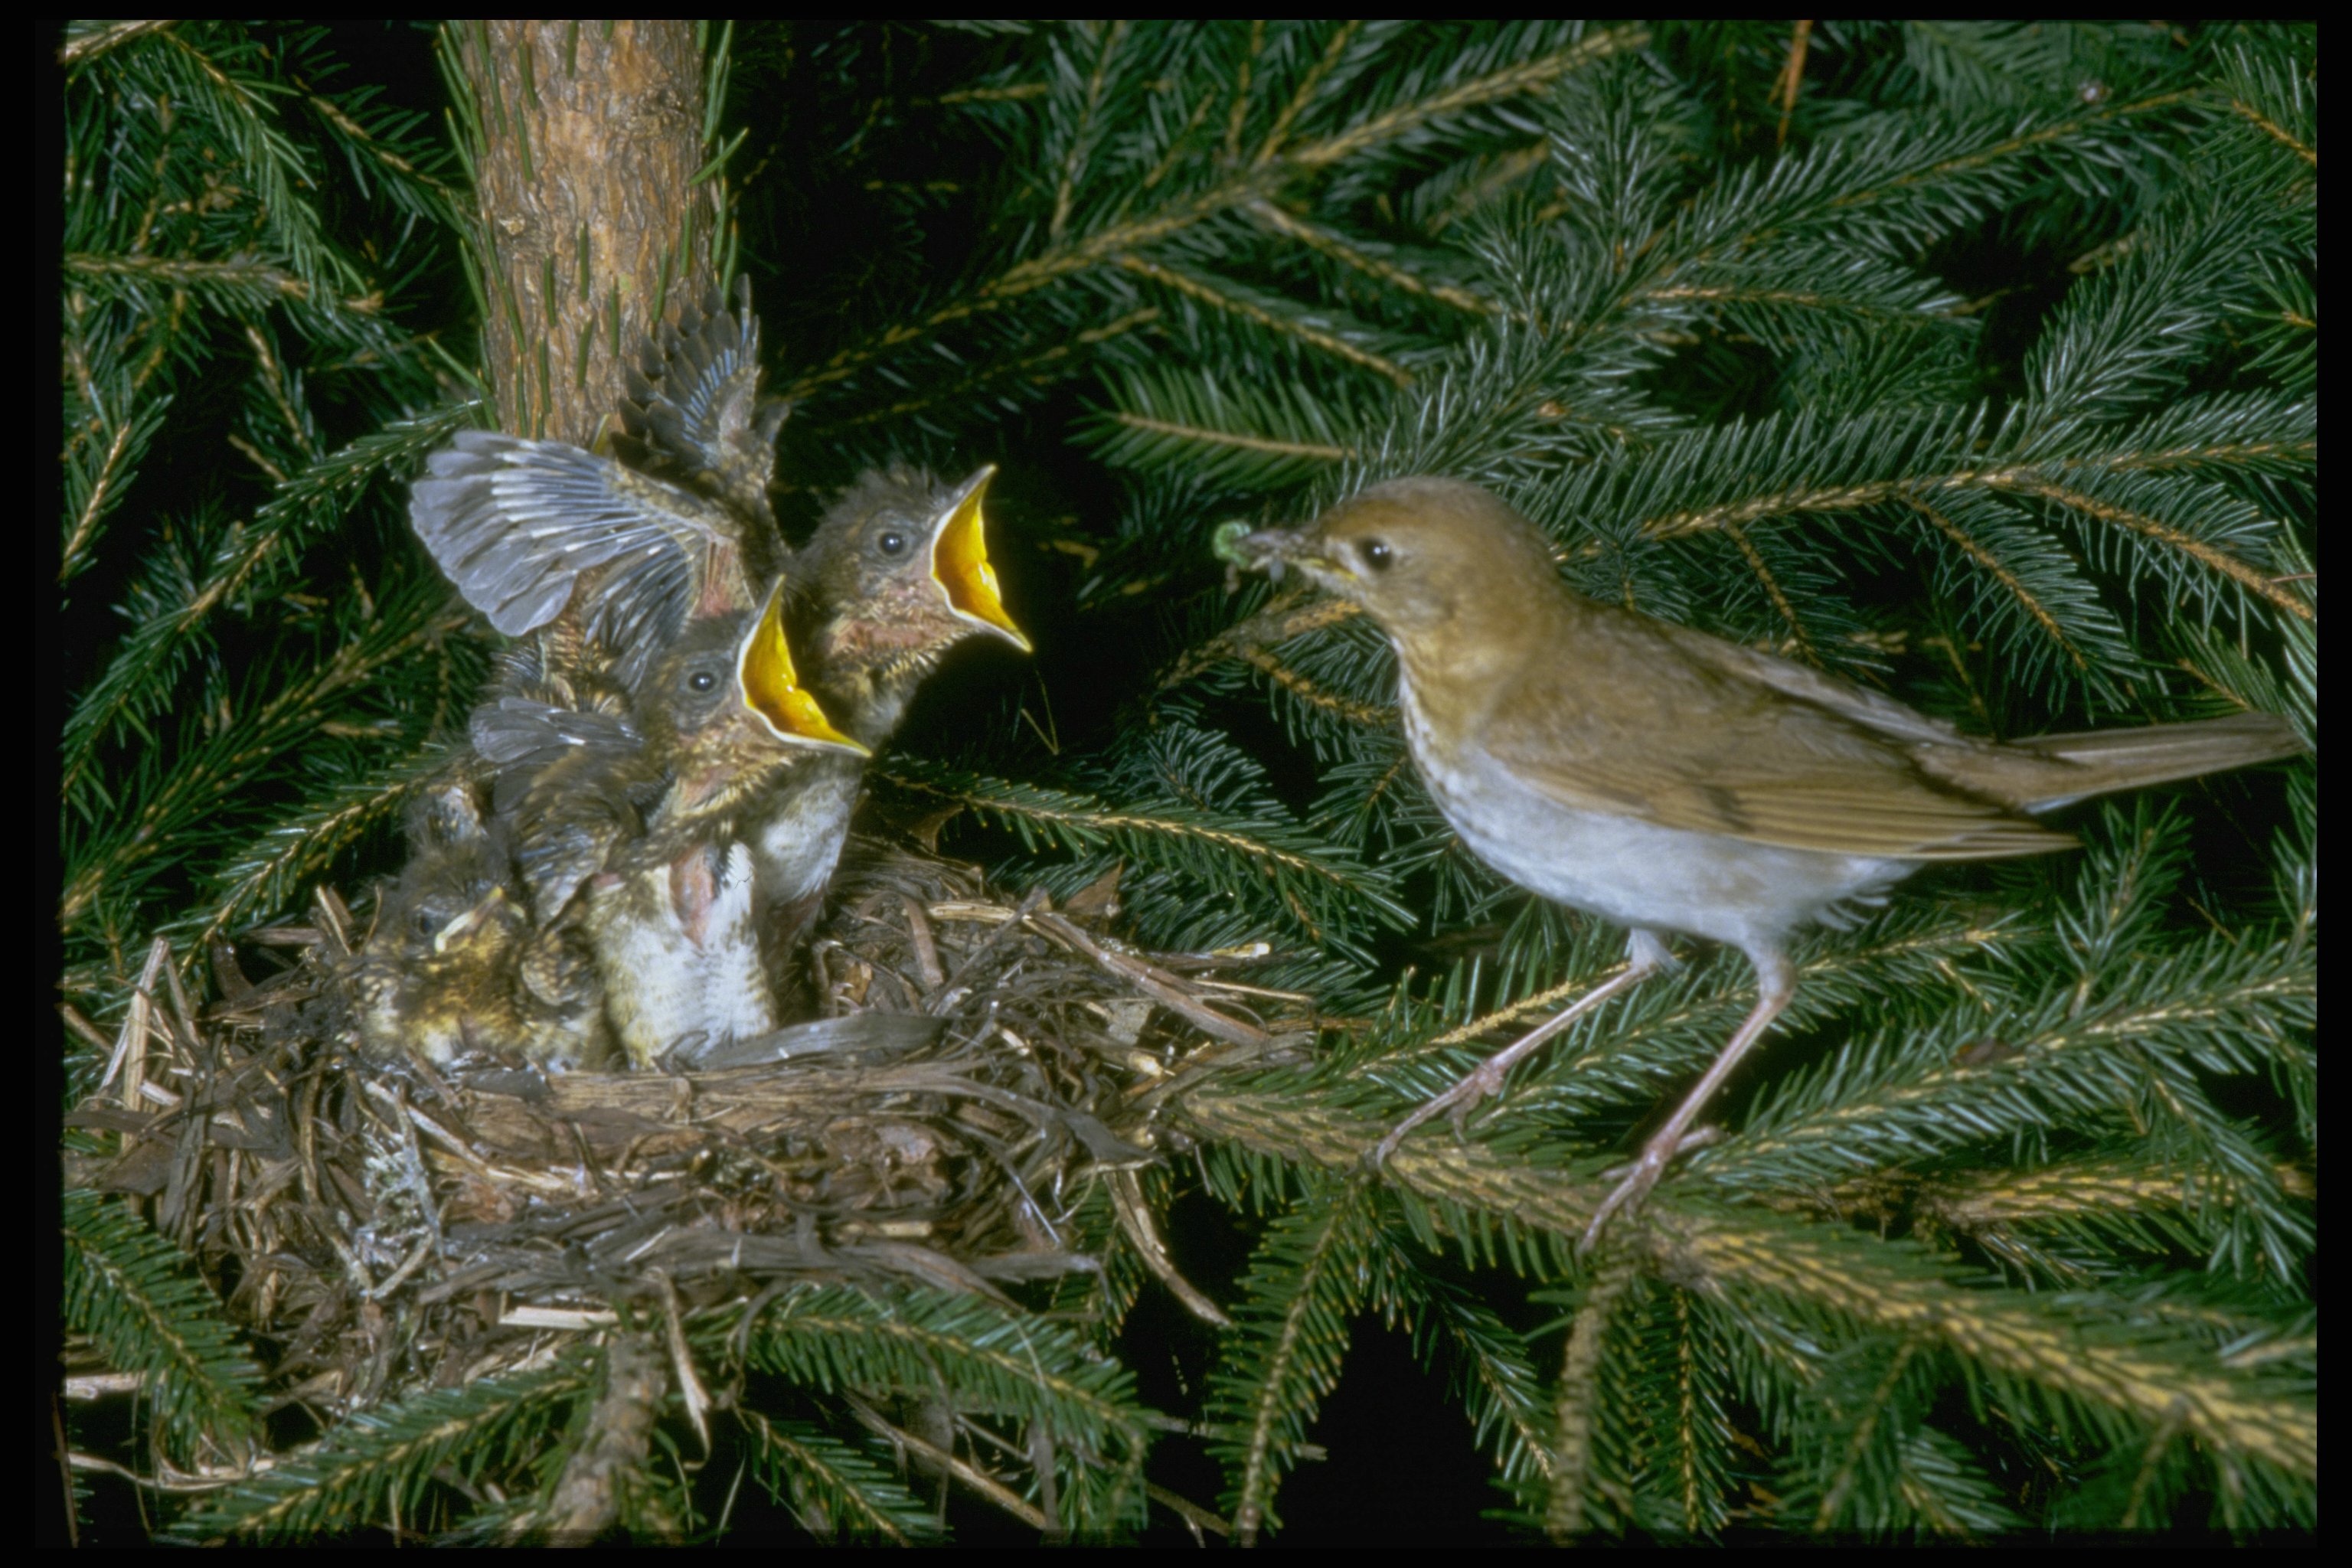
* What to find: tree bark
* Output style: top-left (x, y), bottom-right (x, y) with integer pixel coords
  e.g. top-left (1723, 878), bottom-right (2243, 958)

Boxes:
top-left (446, 21), bottom-right (717, 445)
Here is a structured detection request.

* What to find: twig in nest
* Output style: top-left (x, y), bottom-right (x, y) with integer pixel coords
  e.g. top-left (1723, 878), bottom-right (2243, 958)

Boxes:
top-left (901, 895), bottom-right (946, 990)
top-left (1108, 1169), bottom-right (1231, 1327)
top-left (926, 886), bottom-right (1050, 1013)
top-left (1026, 910), bottom-right (1267, 1049)
top-left (652, 1271), bottom-right (711, 1452)
top-left (543, 1331), bottom-right (667, 1540)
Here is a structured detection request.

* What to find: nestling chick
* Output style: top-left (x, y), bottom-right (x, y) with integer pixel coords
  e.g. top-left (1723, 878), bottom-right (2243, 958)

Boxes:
top-left (350, 781), bottom-right (611, 1069)
top-left (614, 274), bottom-right (792, 550)
top-left (745, 464), bottom-right (1031, 972)
top-left (578, 586), bottom-right (866, 1063)
top-left (404, 288), bottom-right (1027, 1059)
top-left (469, 582), bottom-right (869, 1067)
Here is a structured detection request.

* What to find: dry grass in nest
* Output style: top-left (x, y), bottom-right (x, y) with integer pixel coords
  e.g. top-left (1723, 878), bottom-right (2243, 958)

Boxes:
top-left (65, 837), bottom-right (1305, 1442)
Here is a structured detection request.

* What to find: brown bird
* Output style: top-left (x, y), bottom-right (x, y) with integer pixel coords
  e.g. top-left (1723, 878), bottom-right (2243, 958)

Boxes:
top-left (1236, 478), bottom-right (2303, 1245)
top-left (589, 583), bottom-right (869, 1065)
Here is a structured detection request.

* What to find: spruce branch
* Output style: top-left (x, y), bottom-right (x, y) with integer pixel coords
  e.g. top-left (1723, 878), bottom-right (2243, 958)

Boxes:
top-left (1178, 1089), bottom-right (2315, 1488)
top-left (880, 743), bottom-right (1410, 952)
top-left (1203, 1174), bottom-right (1377, 1545)
top-left (63, 1190), bottom-right (266, 1467)
top-left (1086, 367), bottom-right (1367, 488)
top-left (782, 23), bottom-right (1647, 406)
top-left (60, 403), bottom-right (475, 802)
top-left (1362, 1235), bottom-right (1554, 1511)
top-left (62, 583), bottom-right (473, 936)
top-left (732, 1283), bottom-right (1152, 1535)
top-left (734, 1408), bottom-right (940, 1544)
top-left (180, 1353), bottom-right (598, 1540)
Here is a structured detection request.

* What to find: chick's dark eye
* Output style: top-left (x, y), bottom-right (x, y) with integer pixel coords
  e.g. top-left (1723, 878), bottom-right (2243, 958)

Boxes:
top-left (877, 530), bottom-right (908, 557)
top-left (1361, 538), bottom-right (1393, 571)
top-left (688, 671), bottom-right (717, 694)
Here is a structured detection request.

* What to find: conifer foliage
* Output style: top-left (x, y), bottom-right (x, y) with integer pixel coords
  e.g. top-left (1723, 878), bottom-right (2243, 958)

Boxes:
top-left (61, 21), bottom-right (2313, 1540)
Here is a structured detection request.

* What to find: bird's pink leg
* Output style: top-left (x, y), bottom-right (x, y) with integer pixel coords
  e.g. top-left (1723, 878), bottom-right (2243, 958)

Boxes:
top-left (1579, 947), bottom-right (1795, 1252)
top-left (1370, 949), bottom-right (1664, 1170)
top-left (669, 848), bottom-right (720, 944)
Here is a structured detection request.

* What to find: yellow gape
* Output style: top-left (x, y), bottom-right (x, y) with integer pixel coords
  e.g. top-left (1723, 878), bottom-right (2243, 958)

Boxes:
top-left (929, 466), bottom-right (1031, 651)
top-left (737, 580), bottom-right (868, 754)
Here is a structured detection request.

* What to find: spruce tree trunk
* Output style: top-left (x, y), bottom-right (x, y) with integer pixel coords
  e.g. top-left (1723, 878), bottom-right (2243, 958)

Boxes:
top-left (445, 20), bottom-right (716, 443)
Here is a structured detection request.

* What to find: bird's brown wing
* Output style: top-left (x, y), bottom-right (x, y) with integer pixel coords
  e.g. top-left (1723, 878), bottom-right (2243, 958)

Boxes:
top-left (410, 431), bottom-right (737, 668)
top-left (1649, 618), bottom-right (1966, 747)
top-left (1482, 628), bottom-right (2069, 860)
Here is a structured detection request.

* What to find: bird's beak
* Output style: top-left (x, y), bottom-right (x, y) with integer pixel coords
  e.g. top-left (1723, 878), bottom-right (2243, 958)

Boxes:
top-left (928, 465), bottom-right (1031, 652)
top-left (737, 580), bottom-right (870, 755)
top-left (433, 887), bottom-right (510, 956)
top-left (1227, 524), bottom-right (1336, 584)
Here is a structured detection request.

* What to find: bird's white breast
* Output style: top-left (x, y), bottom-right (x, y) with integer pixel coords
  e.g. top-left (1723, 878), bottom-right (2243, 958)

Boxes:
top-left (1397, 670), bottom-right (1907, 955)
top-left (593, 844), bottom-right (776, 1060)
top-left (752, 760), bottom-right (860, 906)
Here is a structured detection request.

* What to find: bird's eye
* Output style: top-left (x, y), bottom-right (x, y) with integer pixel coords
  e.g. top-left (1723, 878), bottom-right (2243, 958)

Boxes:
top-left (688, 671), bottom-right (717, 694)
top-left (877, 530), bottom-right (908, 557)
top-left (1361, 539), bottom-right (1393, 571)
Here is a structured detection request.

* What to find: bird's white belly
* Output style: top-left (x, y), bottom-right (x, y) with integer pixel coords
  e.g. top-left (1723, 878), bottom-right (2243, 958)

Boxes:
top-left (594, 844), bottom-right (776, 1060)
top-left (594, 884), bottom-right (703, 1057)
top-left (1400, 684), bottom-right (1906, 951)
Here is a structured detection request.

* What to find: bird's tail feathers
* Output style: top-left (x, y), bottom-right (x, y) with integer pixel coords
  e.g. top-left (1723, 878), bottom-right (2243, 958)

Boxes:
top-left (1940, 711), bottom-right (2304, 812)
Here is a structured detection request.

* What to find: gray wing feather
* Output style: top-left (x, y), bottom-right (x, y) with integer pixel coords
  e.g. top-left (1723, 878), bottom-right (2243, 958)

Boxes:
top-left (466, 695), bottom-right (646, 921)
top-left (470, 695), bottom-right (639, 774)
top-left (410, 430), bottom-right (721, 648)
top-left (616, 278), bottom-right (786, 524)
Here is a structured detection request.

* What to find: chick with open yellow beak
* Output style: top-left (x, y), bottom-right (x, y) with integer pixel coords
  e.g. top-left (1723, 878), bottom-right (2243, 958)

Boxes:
top-left (744, 464), bottom-right (1033, 978)
top-left (406, 286), bottom-right (1028, 1063)
top-left (478, 579), bottom-right (868, 1067)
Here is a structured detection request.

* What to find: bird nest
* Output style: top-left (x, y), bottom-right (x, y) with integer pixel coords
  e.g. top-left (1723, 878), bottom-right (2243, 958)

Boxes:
top-left (66, 838), bottom-right (1289, 1417)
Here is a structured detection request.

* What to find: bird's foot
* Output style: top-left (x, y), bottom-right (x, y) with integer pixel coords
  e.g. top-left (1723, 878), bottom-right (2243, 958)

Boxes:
top-left (1366, 962), bottom-right (1664, 1174)
top-left (1577, 1126), bottom-right (1719, 1254)
top-left (1365, 1106), bottom-right (1431, 1171)
top-left (1367, 1059), bottom-right (1514, 1170)
top-left (1442, 1061), bottom-right (1515, 1138)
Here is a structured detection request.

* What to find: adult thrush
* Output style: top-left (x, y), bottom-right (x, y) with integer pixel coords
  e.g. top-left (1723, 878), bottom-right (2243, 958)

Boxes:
top-left (1236, 478), bottom-right (2303, 1244)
